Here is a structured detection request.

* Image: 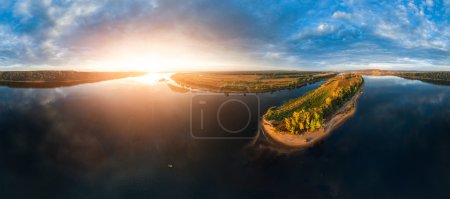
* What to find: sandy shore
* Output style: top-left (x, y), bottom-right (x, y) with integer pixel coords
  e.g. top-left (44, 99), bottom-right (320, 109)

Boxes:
top-left (261, 86), bottom-right (364, 148)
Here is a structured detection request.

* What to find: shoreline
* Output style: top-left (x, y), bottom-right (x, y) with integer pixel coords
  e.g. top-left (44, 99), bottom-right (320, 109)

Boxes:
top-left (0, 71), bottom-right (147, 88)
top-left (261, 85), bottom-right (364, 148)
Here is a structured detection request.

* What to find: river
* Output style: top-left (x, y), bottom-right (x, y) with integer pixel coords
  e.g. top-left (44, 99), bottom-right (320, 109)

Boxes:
top-left (1, 74), bottom-right (449, 198)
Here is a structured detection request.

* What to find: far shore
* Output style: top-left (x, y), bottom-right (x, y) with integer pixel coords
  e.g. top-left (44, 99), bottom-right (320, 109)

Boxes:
top-left (0, 71), bottom-right (147, 88)
top-left (261, 85), bottom-right (364, 148)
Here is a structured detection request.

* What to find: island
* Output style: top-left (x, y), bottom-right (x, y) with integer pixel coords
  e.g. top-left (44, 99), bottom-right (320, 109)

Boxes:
top-left (0, 71), bottom-right (147, 88)
top-left (171, 71), bottom-right (337, 93)
top-left (262, 74), bottom-right (364, 147)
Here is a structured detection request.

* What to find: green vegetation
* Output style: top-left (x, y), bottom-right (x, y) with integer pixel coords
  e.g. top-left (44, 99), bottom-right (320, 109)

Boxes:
top-left (171, 71), bottom-right (337, 93)
top-left (396, 71), bottom-right (450, 85)
top-left (0, 71), bottom-right (147, 88)
top-left (264, 74), bottom-right (364, 134)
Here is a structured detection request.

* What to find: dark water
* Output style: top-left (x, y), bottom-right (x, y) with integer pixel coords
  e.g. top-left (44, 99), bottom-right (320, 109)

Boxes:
top-left (1, 74), bottom-right (450, 198)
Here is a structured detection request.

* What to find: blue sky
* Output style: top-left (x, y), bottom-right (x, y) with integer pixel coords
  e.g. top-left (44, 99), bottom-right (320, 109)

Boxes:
top-left (0, 0), bottom-right (450, 71)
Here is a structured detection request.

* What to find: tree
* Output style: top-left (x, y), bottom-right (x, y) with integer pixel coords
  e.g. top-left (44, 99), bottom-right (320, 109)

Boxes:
top-left (315, 120), bottom-right (321, 129)
top-left (293, 111), bottom-right (300, 123)
top-left (310, 119), bottom-right (316, 131)
top-left (326, 97), bottom-right (332, 105)
top-left (299, 122), bottom-right (304, 130)
top-left (284, 118), bottom-right (292, 132)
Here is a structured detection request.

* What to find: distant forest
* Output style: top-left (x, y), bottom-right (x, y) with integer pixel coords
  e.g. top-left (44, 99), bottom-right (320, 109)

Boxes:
top-left (397, 72), bottom-right (450, 85)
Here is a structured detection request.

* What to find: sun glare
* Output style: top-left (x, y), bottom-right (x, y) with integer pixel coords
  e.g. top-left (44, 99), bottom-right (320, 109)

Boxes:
top-left (133, 73), bottom-right (173, 85)
top-left (79, 32), bottom-right (255, 72)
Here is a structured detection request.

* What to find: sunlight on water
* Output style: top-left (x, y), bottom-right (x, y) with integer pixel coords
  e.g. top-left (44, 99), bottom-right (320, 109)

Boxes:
top-left (132, 73), bottom-right (174, 85)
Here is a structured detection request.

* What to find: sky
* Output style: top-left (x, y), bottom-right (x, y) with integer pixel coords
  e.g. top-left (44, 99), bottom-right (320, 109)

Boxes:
top-left (0, 0), bottom-right (450, 71)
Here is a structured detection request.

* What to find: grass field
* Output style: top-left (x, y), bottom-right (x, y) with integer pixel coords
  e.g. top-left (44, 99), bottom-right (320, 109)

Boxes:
top-left (171, 71), bottom-right (337, 93)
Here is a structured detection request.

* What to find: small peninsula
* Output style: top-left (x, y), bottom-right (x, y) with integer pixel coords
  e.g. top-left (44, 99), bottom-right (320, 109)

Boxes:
top-left (262, 74), bottom-right (364, 147)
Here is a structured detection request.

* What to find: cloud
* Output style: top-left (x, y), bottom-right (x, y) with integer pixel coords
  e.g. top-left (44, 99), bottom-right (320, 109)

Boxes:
top-left (332, 11), bottom-right (352, 20)
top-left (0, 0), bottom-right (449, 70)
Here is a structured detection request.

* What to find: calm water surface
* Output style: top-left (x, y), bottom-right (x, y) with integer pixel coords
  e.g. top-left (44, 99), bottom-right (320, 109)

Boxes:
top-left (1, 75), bottom-right (450, 198)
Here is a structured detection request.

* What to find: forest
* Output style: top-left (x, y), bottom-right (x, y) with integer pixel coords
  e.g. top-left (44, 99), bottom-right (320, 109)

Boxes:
top-left (396, 72), bottom-right (450, 85)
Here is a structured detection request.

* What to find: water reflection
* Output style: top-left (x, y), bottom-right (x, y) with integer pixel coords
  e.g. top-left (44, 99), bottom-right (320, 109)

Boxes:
top-left (1, 75), bottom-right (450, 198)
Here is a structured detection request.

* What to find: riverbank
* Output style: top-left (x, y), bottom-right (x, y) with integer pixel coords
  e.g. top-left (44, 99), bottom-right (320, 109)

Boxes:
top-left (261, 85), bottom-right (364, 147)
